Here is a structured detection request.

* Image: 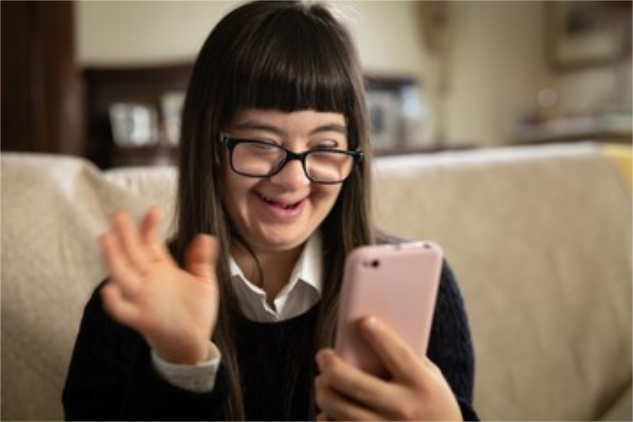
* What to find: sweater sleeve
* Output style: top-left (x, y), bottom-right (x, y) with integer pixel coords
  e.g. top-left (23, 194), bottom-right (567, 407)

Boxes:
top-left (62, 282), bottom-right (230, 421)
top-left (151, 342), bottom-right (221, 393)
top-left (427, 261), bottom-right (479, 421)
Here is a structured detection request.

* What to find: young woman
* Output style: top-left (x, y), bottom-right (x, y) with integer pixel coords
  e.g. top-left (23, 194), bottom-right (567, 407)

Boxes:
top-left (63, 1), bottom-right (478, 420)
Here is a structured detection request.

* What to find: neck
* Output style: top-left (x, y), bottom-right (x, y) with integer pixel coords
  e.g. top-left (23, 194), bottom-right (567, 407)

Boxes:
top-left (232, 243), bottom-right (305, 306)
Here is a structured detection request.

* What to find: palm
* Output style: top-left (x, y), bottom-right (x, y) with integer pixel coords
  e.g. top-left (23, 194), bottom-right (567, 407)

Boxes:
top-left (100, 207), bottom-right (220, 364)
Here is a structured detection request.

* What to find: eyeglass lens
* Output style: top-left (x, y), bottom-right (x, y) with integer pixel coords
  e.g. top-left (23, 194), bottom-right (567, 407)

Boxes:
top-left (232, 142), bottom-right (354, 182)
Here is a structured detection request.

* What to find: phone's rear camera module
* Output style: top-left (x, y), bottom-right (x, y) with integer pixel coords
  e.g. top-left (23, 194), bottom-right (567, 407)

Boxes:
top-left (363, 259), bottom-right (380, 268)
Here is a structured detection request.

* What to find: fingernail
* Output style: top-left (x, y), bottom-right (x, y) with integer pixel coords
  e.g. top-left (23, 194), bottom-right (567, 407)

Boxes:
top-left (98, 233), bottom-right (109, 247)
top-left (315, 350), bottom-right (331, 370)
top-left (362, 316), bottom-right (381, 332)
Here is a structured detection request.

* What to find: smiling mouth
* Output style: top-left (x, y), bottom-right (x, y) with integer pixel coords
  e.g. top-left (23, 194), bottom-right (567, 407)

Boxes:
top-left (257, 193), bottom-right (304, 210)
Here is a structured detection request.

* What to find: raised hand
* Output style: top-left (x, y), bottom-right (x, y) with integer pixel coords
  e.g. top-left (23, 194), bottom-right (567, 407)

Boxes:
top-left (315, 317), bottom-right (462, 421)
top-left (99, 206), bottom-right (220, 365)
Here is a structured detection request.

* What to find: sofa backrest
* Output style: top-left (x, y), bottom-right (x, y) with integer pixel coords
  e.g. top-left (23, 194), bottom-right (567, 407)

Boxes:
top-left (373, 143), bottom-right (632, 421)
top-left (1, 154), bottom-right (177, 421)
top-left (1, 142), bottom-right (631, 421)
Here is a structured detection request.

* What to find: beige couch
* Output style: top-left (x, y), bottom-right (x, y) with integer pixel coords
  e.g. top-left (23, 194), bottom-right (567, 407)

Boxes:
top-left (2, 142), bottom-right (631, 421)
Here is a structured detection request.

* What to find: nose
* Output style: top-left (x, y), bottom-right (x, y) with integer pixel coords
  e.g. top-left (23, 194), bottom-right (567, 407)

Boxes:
top-left (269, 157), bottom-right (311, 188)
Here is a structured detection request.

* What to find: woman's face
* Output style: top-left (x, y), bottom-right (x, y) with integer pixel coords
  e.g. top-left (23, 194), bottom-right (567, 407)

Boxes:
top-left (222, 108), bottom-right (348, 256)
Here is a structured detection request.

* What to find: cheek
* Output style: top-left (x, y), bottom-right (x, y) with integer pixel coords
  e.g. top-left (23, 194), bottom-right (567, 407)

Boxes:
top-left (316, 185), bottom-right (344, 212)
top-left (223, 172), bottom-right (254, 216)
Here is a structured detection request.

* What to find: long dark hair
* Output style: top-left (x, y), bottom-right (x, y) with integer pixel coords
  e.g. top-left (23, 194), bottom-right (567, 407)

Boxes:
top-left (172, 1), bottom-right (375, 419)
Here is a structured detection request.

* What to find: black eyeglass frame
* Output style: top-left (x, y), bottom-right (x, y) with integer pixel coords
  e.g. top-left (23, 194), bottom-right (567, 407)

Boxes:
top-left (220, 132), bottom-right (363, 184)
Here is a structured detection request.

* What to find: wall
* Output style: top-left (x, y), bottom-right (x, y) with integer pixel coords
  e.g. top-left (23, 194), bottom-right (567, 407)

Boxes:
top-left (76, 1), bottom-right (627, 149)
top-left (75, 1), bottom-right (427, 73)
top-left (76, 1), bottom-right (236, 65)
top-left (543, 1), bottom-right (633, 116)
top-left (555, 62), bottom-right (633, 114)
top-left (445, 1), bottom-right (546, 147)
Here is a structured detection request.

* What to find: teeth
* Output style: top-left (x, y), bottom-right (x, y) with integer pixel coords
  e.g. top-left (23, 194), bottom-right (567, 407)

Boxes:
top-left (259, 193), bottom-right (300, 209)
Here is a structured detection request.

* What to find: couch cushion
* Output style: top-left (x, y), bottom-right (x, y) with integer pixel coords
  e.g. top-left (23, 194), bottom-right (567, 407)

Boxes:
top-left (374, 142), bottom-right (632, 421)
top-left (1, 153), bottom-right (176, 421)
top-left (2, 143), bottom-right (630, 421)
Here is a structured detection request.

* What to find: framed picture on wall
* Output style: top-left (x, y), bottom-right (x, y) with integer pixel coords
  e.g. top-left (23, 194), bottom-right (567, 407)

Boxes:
top-left (547, 1), bottom-right (620, 70)
top-left (364, 75), bottom-right (425, 152)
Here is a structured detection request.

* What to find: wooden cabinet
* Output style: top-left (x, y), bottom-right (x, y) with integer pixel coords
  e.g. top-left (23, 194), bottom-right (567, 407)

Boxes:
top-left (83, 64), bottom-right (192, 168)
top-left (1, 1), bottom-right (81, 156)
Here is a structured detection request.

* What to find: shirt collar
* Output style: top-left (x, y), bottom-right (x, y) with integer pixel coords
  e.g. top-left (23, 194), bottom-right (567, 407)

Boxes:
top-left (287, 232), bottom-right (323, 294)
top-left (228, 232), bottom-right (323, 298)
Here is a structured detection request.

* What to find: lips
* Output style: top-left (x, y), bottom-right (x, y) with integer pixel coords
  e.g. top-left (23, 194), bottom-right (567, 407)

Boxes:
top-left (257, 192), bottom-right (305, 210)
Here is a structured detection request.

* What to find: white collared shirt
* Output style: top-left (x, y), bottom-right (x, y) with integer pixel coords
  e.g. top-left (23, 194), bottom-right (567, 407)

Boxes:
top-left (152, 233), bottom-right (323, 391)
top-left (228, 233), bottom-right (323, 322)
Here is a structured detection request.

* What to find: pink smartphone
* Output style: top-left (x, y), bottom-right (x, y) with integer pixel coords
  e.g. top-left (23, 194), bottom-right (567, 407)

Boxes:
top-left (335, 241), bottom-right (443, 378)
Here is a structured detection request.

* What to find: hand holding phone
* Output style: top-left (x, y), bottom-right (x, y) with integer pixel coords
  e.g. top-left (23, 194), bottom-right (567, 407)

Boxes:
top-left (334, 241), bottom-right (443, 378)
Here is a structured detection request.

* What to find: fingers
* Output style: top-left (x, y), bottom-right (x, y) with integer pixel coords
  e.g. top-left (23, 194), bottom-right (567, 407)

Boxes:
top-left (316, 319), bottom-right (461, 421)
top-left (185, 234), bottom-right (219, 280)
top-left (140, 205), bottom-right (162, 243)
top-left (140, 205), bottom-right (171, 260)
top-left (111, 211), bottom-right (152, 272)
top-left (99, 207), bottom-right (168, 298)
top-left (107, 207), bottom-right (170, 269)
top-left (316, 350), bottom-right (387, 407)
top-left (101, 207), bottom-right (219, 285)
top-left (99, 232), bottom-right (142, 298)
top-left (315, 412), bottom-right (332, 422)
top-left (101, 282), bottom-right (141, 326)
top-left (358, 317), bottom-right (428, 387)
top-left (317, 350), bottom-right (406, 421)
top-left (315, 372), bottom-right (381, 421)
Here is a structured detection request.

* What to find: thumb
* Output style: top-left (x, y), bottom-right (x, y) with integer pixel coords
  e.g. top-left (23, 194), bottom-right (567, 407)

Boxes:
top-left (185, 234), bottom-right (218, 280)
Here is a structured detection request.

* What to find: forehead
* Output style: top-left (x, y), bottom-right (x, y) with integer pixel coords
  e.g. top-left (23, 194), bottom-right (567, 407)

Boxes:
top-left (230, 109), bottom-right (347, 135)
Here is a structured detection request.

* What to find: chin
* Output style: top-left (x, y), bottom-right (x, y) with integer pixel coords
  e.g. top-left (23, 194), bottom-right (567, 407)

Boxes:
top-left (263, 237), bottom-right (307, 253)
top-left (254, 231), bottom-right (310, 253)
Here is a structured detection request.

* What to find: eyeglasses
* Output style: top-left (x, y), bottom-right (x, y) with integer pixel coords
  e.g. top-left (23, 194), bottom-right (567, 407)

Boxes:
top-left (220, 132), bottom-right (363, 184)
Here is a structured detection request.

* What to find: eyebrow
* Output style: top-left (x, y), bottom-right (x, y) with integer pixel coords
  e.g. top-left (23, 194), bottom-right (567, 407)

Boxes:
top-left (231, 121), bottom-right (348, 137)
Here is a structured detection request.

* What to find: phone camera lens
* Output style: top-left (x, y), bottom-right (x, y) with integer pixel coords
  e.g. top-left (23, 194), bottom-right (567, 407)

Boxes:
top-left (363, 260), bottom-right (380, 268)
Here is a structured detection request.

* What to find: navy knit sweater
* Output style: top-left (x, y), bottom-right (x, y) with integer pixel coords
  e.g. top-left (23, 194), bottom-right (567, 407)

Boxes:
top-left (62, 262), bottom-right (478, 421)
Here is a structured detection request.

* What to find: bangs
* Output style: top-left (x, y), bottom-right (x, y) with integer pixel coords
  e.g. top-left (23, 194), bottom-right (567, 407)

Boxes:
top-left (226, 7), bottom-right (357, 116)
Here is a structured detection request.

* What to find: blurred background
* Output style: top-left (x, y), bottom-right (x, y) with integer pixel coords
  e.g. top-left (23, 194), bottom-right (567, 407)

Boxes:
top-left (2, 5), bottom-right (632, 421)
top-left (2, 0), bottom-right (632, 168)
